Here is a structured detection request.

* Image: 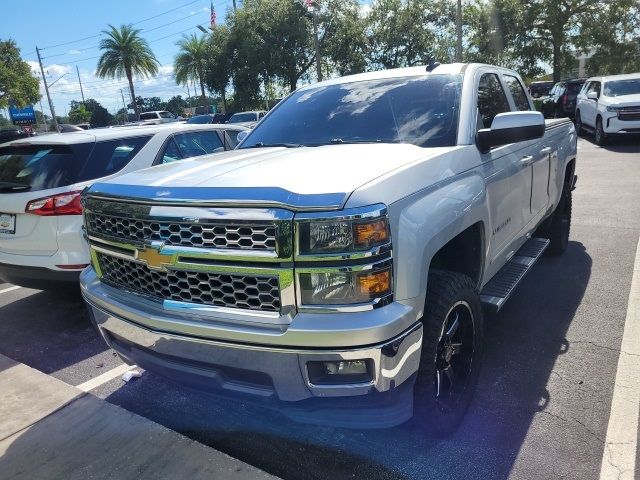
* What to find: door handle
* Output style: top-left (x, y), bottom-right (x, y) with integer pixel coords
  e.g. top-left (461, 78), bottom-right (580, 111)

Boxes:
top-left (540, 146), bottom-right (552, 155)
top-left (521, 155), bottom-right (534, 166)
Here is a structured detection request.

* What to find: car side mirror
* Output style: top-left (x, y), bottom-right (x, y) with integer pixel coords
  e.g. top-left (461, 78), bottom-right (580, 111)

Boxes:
top-left (236, 130), bottom-right (249, 144)
top-left (476, 111), bottom-right (545, 154)
top-left (587, 91), bottom-right (598, 101)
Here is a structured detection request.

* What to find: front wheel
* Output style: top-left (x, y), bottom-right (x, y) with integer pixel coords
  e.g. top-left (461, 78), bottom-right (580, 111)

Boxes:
top-left (414, 270), bottom-right (484, 436)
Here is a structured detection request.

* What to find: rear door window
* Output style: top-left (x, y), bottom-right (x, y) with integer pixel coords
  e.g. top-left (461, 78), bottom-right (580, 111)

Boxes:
top-left (160, 138), bottom-right (183, 164)
top-left (504, 75), bottom-right (532, 111)
top-left (224, 130), bottom-right (241, 149)
top-left (0, 135), bottom-right (151, 193)
top-left (173, 131), bottom-right (224, 158)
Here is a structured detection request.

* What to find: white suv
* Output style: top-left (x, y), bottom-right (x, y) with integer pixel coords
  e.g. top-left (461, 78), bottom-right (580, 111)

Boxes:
top-left (0, 123), bottom-right (248, 290)
top-left (575, 73), bottom-right (640, 145)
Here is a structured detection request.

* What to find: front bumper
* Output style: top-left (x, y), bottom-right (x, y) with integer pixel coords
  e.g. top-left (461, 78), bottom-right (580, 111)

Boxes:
top-left (603, 114), bottom-right (640, 134)
top-left (82, 268), bottom-right (423, 427)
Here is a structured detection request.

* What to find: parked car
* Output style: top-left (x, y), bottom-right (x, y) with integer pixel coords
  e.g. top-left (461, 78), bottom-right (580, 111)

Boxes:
top-left (0, 127), bottom-right (30, 144)
top-left (59, 123), bottom-right (85, 133)
top-left (226, 110), bottom-right (266, 127)
top-left (138, 110), bottom-right (179, 125)
top-left (0, 123), bottom-right (249, 290)
top-left (575, 72), bottom-right (640, 145)
top-left (186, 113), bottom-right (228, 125)
top-left (80, 63), bottom-right (577, 433)
top-left (540, 79), bottom-right (586, 119)
top-left (528, 80), bottom-right (555, 98)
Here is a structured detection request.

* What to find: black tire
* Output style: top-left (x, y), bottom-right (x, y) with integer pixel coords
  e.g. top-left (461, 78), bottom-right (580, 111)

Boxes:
top-left (575, 111), bottom-right (583, 136)
top-left (595, 116), bottom-right (607, 146)
top-left (414, 270), bottom-right (484, 436)
top-left (537, 182), bottom-right (572, 255)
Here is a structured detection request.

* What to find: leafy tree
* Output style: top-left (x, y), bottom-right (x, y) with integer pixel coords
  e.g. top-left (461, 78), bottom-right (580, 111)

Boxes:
top-left (321, 0), bottom-right (369, 76)
top-left (174, 34), bottom-right (209, 101)
top-left (0, 40), bottom-right (40, 109)
top-left (97, 24), bottom-right (160, 120)
top-left (204, 25), bottom-right (233, 112)
top-left (0, 115), bottom-right (11, 127)
top-left (367, 0), bottom-right (456, 69)
top-left (165, 95), bottom-right (188, 116)
top-left (68, 103), bottom-right (92, 124)
top-left (71, 99), bottom-right (113, 127)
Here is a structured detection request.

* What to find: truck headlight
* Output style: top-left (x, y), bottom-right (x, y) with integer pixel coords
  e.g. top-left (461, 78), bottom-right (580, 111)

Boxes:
top-left (294, 205), bottom-right (393, 309)
top-left (298, 264), bottom-right (392, 305)
top-left (606, 105), bottom-right (622, 112)
top-left (296, 206), bottom-right (390, 255)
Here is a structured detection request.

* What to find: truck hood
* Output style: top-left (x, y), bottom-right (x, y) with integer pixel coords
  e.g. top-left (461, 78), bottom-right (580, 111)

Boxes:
top-left (89, 144), bottom-right (446, 210)
top-left (601, 93), bottom-right (640, 106)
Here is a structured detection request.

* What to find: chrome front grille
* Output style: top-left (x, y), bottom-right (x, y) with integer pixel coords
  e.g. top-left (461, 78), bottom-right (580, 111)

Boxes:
top-left (97, 253), bottom-right (281, 312)
top-left (619, 107), bottom-right (640, 121)
top-left (86, 212), bottom-right (276, 250)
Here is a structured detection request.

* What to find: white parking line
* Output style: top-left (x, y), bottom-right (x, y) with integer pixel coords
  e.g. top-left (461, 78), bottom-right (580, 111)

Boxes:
top-left (599, 237), bottom-right (640, 480)
top-left (0, 286), bottom-right (21, 295)
top-left (76, 363), bottom-right (137, 392)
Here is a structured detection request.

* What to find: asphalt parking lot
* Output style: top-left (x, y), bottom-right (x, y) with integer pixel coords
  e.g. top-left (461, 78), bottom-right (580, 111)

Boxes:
top-left (1, 135), bottom-right (639, 480)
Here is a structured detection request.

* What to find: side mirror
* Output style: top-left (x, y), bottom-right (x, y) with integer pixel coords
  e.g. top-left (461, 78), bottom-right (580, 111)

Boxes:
top-left (476, 111), bottom-right (545, 153)
top-left (236, 130), bottom-right (249, 144)
top-left (587, 91), bottom-right (598, 101)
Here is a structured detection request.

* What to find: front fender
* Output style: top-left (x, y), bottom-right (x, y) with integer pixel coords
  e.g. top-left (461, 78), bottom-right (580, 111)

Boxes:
top-left (390, 171), bottom-right (489, 312)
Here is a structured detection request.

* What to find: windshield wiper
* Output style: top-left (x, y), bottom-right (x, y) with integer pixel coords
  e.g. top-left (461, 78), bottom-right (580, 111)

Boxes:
top-left (244, 142), bottom-right (304, 149)
top-left (0, 182), bottom-right (31, 192)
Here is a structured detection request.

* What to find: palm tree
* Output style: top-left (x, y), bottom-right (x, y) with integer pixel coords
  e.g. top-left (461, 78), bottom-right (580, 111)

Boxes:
top-left (96, 24), bottom-right (159, 120)
top-left (174, 34), bottom-right (209, 103)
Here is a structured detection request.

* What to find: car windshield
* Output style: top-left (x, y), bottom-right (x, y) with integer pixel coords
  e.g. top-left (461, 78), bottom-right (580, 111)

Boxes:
top-left (0, 136), bottom-right (151, 192)
top-left (159, 111), bottom-right (174, 119)
top-left (239, 75), bottom-right (462, 149)
top-left (603, 79), bottom-right (640, 97)
top-left (186, 115), bottom-right (212, 124)
top-left (227, 112), bottom-right (257, 123)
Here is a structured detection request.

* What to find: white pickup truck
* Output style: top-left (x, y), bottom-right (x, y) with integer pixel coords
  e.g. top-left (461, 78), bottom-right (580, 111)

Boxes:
top-left (80, 63), bottom-right (577, 433)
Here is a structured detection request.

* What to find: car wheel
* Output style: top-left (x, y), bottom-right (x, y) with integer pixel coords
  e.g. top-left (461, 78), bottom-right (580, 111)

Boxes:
top-left (537, 182), bottom-right (572, 255)
top-left (414, 270), bottom-right (484, 436)
top-left (595, 117), bottom-right (607, 146)
top-left (575, 111), bottom-right (583, 135)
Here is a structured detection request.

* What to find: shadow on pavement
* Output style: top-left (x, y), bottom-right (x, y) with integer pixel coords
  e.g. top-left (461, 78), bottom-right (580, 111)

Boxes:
top-left (0, 289), bottom-right (108, 374)
top-left (579, 133), bottom-right (640, 153)
top-left (103, 241), bottom-right (592, 480)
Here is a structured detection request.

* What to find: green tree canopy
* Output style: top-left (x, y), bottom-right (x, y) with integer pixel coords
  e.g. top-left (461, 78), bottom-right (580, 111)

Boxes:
top-left (97, 24), bottom-right (159, 120)
top-left (68, 103), bottom-right (91, 124)
top-left (71, 99), bottom-right (113, 127)
top-left (0, 39), bottom-right (40, 109)
top-left (204, 25), bottom-right (233, 112)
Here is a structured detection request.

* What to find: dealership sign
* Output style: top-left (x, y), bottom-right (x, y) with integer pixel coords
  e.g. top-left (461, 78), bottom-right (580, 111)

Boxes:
top-left (9, 105), bottom-right (37, 125)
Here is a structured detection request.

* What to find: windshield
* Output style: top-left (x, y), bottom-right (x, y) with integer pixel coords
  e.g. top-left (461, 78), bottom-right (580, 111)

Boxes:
top-left (603, 79), bottom-right (640, 97)
top-left (0, 136), bottom-right (151, 192)
top-left (239, 75), bottom-right (462, 149)
top-left (186, 115), bottom-right (212, 124)
top-left (228, 112), bottom-right (257, 123)
top-left (159, 111), bottom-right (174, 119)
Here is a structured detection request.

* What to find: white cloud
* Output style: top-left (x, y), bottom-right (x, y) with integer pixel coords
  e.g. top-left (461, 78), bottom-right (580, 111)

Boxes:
top-left (68, 49), bottom-right (81, 55)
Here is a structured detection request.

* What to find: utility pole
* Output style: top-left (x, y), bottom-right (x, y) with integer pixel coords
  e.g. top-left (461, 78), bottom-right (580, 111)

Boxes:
top-left (232, 0), bottom-right (236, 10)
top-left (120, 89), bottom-right (127, 124)
top-left (76, 66), bottom-right (85, 104)
top-left (36, 46), bottom-right (58, 132)
top-left (455, 0), bottom-right (463, 62)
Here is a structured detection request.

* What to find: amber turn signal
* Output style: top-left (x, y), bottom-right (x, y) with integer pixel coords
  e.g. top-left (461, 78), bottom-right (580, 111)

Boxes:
top-left (357, 268), bottom-right (391, 297)
top-left (353, 219), bottom-right (389, 249)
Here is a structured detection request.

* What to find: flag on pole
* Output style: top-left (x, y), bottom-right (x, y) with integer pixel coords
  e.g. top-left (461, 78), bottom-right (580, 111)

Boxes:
top-left (210, 1), bottom-right (217, 27)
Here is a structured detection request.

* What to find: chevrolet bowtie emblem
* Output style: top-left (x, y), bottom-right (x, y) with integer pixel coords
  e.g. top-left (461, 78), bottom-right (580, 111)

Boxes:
top-left (134, 243), bottom-right (174, 271)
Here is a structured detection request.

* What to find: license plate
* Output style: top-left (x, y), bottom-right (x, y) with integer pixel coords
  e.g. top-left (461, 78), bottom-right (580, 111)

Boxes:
top-left (0, 213), bottom-right (16, 234)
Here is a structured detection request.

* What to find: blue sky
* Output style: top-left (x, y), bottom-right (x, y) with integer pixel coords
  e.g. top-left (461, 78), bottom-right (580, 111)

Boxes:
top-left (1, 0), bottom-right (236, 116)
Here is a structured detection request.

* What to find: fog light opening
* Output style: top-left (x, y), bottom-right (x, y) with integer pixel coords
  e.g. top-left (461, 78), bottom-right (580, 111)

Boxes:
top-left (307, 359), bottom-right (373, 385)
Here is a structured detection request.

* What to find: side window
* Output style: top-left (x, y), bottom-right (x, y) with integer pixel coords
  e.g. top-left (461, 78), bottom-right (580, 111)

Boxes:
top-left (174, 131), bottom-right (224, 158)
top-left (224, 130), bottom-right (241, 149)
top-left (581, 82), bottom-right (591, 95)
top-left (258, 112), bottom-right (265, 119)
top-left (504, 75), bottom-right (531, 111)
top-left (477, 73), bottom-right (511, 129)
top-left (161, 138), bottom-right (183, 164)
top-left (593, 81), bottom-right (602, 97)
top-left (79, 136), bottom-right (152, 180)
